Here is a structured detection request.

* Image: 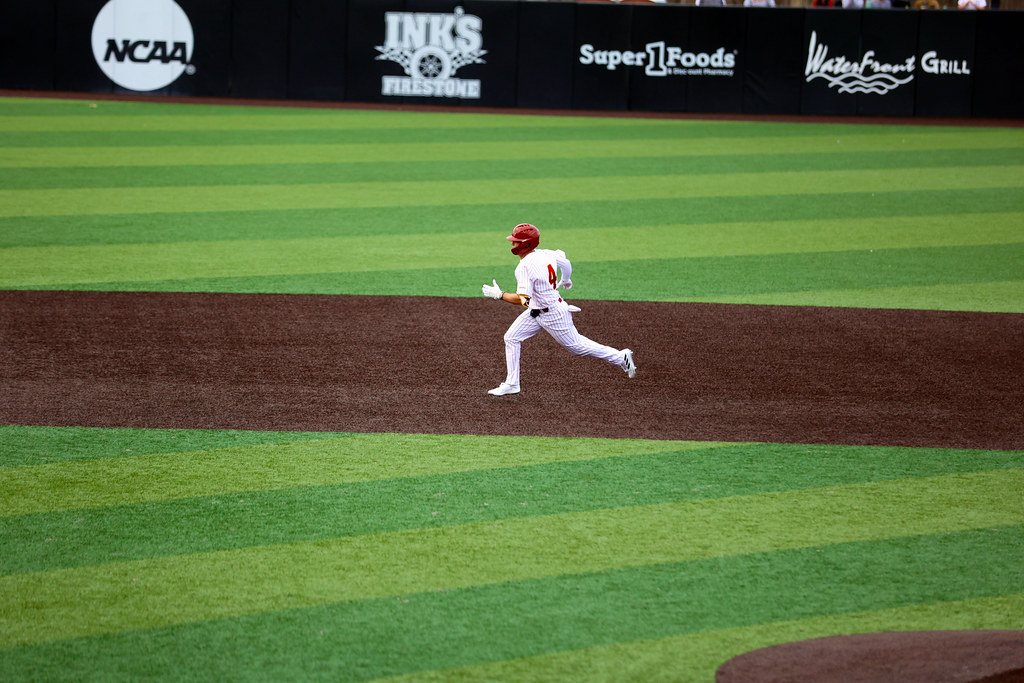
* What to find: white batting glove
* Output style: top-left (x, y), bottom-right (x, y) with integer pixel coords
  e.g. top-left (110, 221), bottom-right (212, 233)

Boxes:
top-left (482, 279), bottom-right (503, 300)
top-left (557, 278), bottom-right (572, 290)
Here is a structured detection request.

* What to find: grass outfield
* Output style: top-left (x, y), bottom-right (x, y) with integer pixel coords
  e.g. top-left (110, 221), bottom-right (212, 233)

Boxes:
top-left (1, 96), bottom-right (1022, 310)
top-left (1, 96), bottom-right (1023, 681)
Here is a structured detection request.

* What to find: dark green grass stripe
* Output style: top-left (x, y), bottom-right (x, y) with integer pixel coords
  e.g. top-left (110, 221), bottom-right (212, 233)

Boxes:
top-left (0, 121), bottom-right (967, 148)
top-left (39, 242), bottom-right (1024, 299)
top-left (0, 426), bottom-right (353, 467)
top-left (2, 527), bottom-right (1019, 681)
top-left (1, 188), bottom-right (1016, 249)
top-left (3, 443), bottom-right (1019, 576)
top-left (3, 149), bottom-right (1020, 190)
top-left (584, 242), bottom-right (1024, 299)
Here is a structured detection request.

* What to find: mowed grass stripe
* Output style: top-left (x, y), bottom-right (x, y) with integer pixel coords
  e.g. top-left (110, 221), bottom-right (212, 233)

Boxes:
top-left (390, 593), bottom-right (1024, 683)
top-left (5, 148), bottom-right (1021, 191)
top-left (4, 443), bottom-right (1020, 576)
top-left (2, 132), bottom-right (1019, 168)
top-left (0, 123), bottom-right (792, 149)
top-left (2, 548), bottom-right (1019, 683)
top-left (2, 189), bottom-right (1017, 249)
top-left (2, 166), bottom-right (1019, 217)
top-left (0, 435), bottom-right (715, 516)
top-left (4, 544), bottom-right (1022, 683)
top-left (0, 425), bottom-right (354, 467)
top-left (578, 243), bottom-right (1024, 298)
top-left (1, 470), bottom-right (1020, 647)
top-left (0, 111), bottom-right (679, 132)
top-left (1, 528), bottom-right (1020, 678)
top-left (56, 248), bottom-right (1024, 312)
top-left (2, 213), bottom-right (1019, 288)
top-left (719, 280), bottom-right (1024, 313)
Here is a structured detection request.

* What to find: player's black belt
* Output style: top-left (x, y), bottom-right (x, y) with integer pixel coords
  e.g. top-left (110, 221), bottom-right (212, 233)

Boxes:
top-left (530, 298), bottom-right (562, 317)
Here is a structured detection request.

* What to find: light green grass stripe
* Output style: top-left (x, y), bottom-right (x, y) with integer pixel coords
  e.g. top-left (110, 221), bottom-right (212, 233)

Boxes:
top-left (0, 435), bottom-right (719, 517)
top-left (697, 281), bottom-right (1024, 313)
top-left (2, 132), bottom-right (1018, 168)
top-left (381, 593), bottom-right (1024, 683)
top-left (1, 166), bottom-right (1020, 218)
top-left (2, 213), bottom-right (1019, 288)
top-left (1, 470), bottom-right (1019, 647)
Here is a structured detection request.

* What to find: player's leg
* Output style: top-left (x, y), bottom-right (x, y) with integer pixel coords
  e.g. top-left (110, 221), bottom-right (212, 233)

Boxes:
top-left (502, 309), bottom-right (541, 387)
top-left (541, 309), bottom-right (634, 373)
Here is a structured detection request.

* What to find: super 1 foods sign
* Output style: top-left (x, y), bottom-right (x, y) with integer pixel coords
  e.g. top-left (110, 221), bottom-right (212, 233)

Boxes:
top-left (578, 42), bottom-right (738, 79)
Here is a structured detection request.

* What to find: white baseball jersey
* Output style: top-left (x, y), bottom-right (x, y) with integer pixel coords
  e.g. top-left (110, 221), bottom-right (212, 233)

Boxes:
top-left (500, 248), bottom-right (628, 387)
top-left (514, 248), bottom-right (571, 310)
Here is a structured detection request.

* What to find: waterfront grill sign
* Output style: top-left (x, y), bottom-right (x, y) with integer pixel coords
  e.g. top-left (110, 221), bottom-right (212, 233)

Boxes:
top-left (804, 30), bottom-right (973, 96)
top-left (374, 7), bottom-right (486, 100)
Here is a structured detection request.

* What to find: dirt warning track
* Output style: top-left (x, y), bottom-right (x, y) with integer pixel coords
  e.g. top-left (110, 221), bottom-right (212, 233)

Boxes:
top-left (2, 289), bottom-right (1022, 450)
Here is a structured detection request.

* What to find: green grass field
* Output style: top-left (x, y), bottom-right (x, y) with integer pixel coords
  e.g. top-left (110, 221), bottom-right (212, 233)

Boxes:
top-left (1, 96), bottom-right (1022, 681)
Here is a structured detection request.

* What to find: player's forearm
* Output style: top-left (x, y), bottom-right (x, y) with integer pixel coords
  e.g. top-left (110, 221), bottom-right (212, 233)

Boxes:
top-left (500, 292), bottom-right (527, 306)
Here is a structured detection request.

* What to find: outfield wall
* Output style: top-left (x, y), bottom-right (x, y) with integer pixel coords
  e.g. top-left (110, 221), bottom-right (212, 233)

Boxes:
top-left (2, 0), bottom-right (1021, 117)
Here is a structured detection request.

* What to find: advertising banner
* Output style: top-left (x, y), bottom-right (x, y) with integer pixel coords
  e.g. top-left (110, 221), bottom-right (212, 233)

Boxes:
top-left (684, 7), bottom-right (744, 114)
top-left (915, 11), bottom-right (975, 118)
top-left (742, 8), bottom-right (804, 115)
top-left (230, 0), bottom-right (289, 99)
top-left (516, 0), bottom-right (575, 110)
top-left (52, 0), bottom-right (231, 96)
top-left (0, 0), bottom-right (56, 90)
top-left (170, 0), bottom-right (231, 97)
top-left (626, 4), bottom-right (691, 113)
top-left (3, 0), bottom-right (1021, 119)
top-left (972, 11), bottom-right (1024, 118)
top-left (346, 0), bottom-right (514, 107)
top-left (55, 0), bottom-right (114, 93)
top-left (346, 0), bottom-right (403, 103)
top-left (800, 10), bottom-right (860, 116)
top-left (287, 0), bottom-right (348, 101)
top-left (856, 11), bottom-right (918, 116)
top-left (572, 3), bottom-right (632, 111)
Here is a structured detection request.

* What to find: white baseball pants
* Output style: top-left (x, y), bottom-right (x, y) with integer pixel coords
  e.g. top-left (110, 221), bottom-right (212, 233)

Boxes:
top-left (502, 305), bottom-right (626, 387)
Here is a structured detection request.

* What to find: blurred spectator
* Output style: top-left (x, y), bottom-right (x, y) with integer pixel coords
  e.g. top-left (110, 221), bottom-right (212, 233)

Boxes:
top-left (812, 0), bottom-right (838, 6)
top-left (842, 0), bottom-right (864, 6)
top-left (913, 0), bottom-right (941, 7)
top-left (744, 0), bottom-right (777, 6)
top-left (696, 0), bottom-right (727, 5)
top-left (958, 0), bottom-right (986, 7)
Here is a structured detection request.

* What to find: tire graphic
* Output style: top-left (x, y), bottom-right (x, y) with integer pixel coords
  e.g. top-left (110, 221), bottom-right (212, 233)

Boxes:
top-left (410, 46), bottom-right (452, 80)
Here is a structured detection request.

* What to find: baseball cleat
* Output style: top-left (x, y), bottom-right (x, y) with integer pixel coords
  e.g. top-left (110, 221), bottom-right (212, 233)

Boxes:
top-left (622, 349), bottom-right (636, 378)
top-left (488, 383), bottom-right (520, 396)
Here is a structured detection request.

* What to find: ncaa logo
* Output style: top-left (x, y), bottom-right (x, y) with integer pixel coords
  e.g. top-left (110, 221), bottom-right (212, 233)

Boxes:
top-left (91, 0), bottom-right (195, 92)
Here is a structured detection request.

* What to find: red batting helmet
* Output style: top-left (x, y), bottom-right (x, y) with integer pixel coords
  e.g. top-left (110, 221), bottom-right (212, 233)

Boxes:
top-left (506, 223), bottom-right (540, 256)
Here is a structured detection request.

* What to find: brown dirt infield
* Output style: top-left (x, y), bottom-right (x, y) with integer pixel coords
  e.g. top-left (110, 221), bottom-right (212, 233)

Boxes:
top-left (716, 630), bottom-right (1024, 683)
top-left (2, 289), bottom-right (1022, 450)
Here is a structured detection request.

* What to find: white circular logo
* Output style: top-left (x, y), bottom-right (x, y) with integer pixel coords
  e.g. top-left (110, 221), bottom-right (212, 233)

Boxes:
top-left (91, 0), bottom-right (194, 92)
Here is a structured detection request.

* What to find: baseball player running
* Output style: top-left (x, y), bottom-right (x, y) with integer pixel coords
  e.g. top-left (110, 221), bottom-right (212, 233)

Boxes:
top-left (481, 223), bottom-right (636, 396)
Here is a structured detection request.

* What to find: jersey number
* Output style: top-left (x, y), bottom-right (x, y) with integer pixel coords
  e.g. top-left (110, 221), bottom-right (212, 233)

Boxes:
top-left (547, 264), bottom-right (557, 289)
